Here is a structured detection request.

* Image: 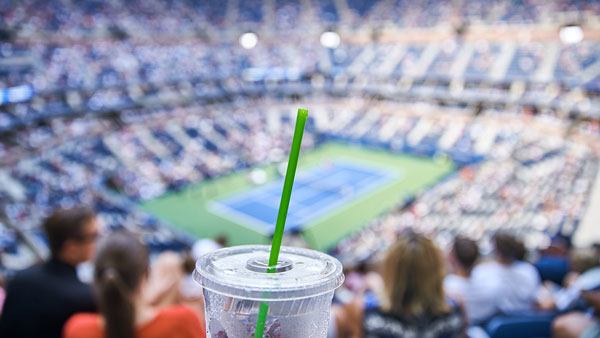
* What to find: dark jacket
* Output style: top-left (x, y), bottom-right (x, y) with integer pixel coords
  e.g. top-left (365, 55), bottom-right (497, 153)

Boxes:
top-left (0, 258), bottom-right (96, 338)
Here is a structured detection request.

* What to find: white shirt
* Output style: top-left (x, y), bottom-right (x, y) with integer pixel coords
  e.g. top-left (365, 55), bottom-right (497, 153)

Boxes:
top-left (444, 260), bottom-right (541, 323)
top-left (555, 267), bottom-right (600, 311)
top-left (476, 261), bottom-right (541, 314)
top-left (444, 269), bottom-right (500, 324)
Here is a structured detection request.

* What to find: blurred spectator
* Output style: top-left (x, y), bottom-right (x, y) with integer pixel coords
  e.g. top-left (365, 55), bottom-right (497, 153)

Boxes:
top-left (444, 236), bottom-right (498, 324)
top-left (180, 251), bottom-right (204, 301)
top-left (537, 259), bottom-right (600, 313)
top-left (475, 232), bottom-right (542, 315)
top-left (565, 249), bottom-right (600, 287)
top-left (180, 238), bottom-right (223, 302)
top-left (535, 235), bottom-right (572, 286)
top-left (334, 232), bottom-right (465, 337)
top-left (553, 290), bottom-right (600, 338)
top-left (144, 252), bottom-right (184, 309)
top-left (0, 207), bottom-right (98, 338)
top-left (179, 251), bottom-right (206, 332)
top-left (445, 236), bottom-right (480, 294)
top-left (490, 233), bottom-right (541, 313)
top-left (63, 230), bottom-right (204, 338)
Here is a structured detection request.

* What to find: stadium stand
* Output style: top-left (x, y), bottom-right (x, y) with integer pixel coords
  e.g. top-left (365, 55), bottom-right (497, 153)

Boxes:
top-left (1, 0), bottom-right (600, 337)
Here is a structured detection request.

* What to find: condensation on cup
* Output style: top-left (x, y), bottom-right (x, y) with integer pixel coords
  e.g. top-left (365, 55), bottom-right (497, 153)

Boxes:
top-left (194, 245), bottom-right (345, 338)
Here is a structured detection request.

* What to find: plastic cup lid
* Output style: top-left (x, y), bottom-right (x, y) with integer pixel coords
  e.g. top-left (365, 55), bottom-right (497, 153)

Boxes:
top-left (193, 245), bottom-right (344, 301)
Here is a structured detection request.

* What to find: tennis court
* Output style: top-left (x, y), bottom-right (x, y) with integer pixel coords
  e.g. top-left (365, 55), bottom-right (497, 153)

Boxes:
top-left (209, 161), bottom-right (398, 233)
top-left (140, 143), bottom-right (454, 250)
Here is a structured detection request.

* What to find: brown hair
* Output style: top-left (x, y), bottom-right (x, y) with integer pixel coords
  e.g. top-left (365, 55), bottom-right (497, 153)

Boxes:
top-left (94, 230), bottom-right (148, 338)
top-left (494, 232), bottom-right (525, 263)
top-left (453, 236), bottom-right (479, 271)
top-left (43, 207), bottom-right (96, 258)
top-left (182, 251), bottom-right (196, 275)
top-left (570, 249), bottom-right (600, 274)
top-left (382, 232), bottom-right (449, 318)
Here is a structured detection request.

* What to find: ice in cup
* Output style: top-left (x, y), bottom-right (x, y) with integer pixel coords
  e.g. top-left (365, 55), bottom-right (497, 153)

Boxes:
top-left (193, 245), bottom-right (344, 338)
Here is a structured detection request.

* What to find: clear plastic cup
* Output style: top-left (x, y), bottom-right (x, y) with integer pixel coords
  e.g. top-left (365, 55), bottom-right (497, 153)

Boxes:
top-left (193, 245), bottom-right (344, 338)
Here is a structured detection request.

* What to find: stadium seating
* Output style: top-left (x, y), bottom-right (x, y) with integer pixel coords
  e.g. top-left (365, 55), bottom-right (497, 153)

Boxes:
top-left (0, 0), bottom-right (598, 272)
top-left (1, 3), bottom-right (600, 338)
top-left (2, 93), bottom-right (598, 271)
top-left (485, 311), bottom-right (558, 338)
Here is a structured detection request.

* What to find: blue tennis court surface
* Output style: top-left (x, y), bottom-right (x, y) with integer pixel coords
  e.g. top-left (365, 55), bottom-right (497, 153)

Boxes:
top-left (209, 161), bottom-right (398, 233)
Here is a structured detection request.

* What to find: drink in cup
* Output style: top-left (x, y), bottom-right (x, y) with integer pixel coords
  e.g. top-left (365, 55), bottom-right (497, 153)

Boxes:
top-left (194, 245), bottom-right (344, 337)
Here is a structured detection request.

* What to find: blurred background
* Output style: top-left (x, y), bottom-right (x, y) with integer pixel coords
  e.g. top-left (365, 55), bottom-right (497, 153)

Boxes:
top-left (0, 1), bottom-right (600, 336)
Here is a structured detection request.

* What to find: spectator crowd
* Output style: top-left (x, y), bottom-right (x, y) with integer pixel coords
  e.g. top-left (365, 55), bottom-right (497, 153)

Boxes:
top-left (1, 208), bottom-right (599, 337)
top-left (0, 0), bottom-right (600, 337)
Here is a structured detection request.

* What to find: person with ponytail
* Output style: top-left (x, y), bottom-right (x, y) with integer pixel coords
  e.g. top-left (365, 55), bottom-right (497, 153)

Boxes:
top-left (63, 230), bottom-right (205, 338)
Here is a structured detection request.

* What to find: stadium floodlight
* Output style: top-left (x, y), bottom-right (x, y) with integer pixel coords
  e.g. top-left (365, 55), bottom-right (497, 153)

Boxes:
top-left (320, 31), bottom-right (341, 49)
top-left (560, 25), bottom-right (583, 44)
top-left (239, 32), bottom-right (258, 49)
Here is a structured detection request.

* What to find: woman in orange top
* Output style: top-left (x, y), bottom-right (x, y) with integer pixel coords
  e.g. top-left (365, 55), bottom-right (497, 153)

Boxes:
top-left (63, 230), bottom-right (205, 338)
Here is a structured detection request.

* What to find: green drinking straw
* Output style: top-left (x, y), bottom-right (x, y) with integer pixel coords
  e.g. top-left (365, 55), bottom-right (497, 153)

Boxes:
top-left (254, 108), bottom-right (308, 338)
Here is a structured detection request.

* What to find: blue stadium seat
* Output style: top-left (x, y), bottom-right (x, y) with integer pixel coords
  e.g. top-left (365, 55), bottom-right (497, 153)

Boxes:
top-left (485, 312), bottom-right (558, 338)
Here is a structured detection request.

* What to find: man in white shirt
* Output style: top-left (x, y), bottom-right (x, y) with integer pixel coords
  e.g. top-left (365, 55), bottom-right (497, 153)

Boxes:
top-left (475, 233), bottom-right (541, 315)
top-left (477, 259), bottom-right (541, 313)
top-left (490, 233), bottom-right (541, 313)
top-left (445, 233), bottom-right (541, 325)
top-left (445, 236), bottom-right (500, 324)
